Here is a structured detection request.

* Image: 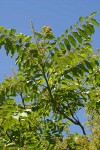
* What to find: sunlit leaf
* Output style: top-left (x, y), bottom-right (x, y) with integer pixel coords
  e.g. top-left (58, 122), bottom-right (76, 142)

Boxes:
top-left (84, 60), bottom-right (93, 72)
top-left (90, 18), bottom-right (100, 26)
top-left (72, 32), bottom-right (82, 44)
top-left (77, 28), bottom-right (88, 39)
top-left (79, 16), bottom-right (84, 23)
top-left (86, 22), bottom-right (95, 34)
top-left (89, 12), bottom-right (97, 17)
top-left (64, 39), bottom-right (71, 51)
top-left (68, 35), bottom-right (76, 47)
top-left (82, 24), bottom-right (92, 36)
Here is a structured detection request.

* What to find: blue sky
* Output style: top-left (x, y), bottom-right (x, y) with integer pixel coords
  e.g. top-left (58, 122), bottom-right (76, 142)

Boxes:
top-left (0, 0), bottom-right (100, 134)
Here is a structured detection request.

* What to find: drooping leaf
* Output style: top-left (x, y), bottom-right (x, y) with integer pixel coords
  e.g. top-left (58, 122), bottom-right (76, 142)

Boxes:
top-left (90, 18), bottom-right (99, 26)
top-left (0, 26), bottom-right (5, 32)
top-left (72, 32), bottom-right (82, 44)
top-left (79, 16), bottom-right (84, 24)
top-left (68, 35), bottom-right (76, 47)
top-left (64, 39), bottom-right (71, 51)
top-left (82, 24), bottom-right (92, 36)
top-left (59, 42), bottom-right (65, 50)
top-left (89, 12), bottom-right (97, 17)
top-left (64, 29), bottom-right (68, 35)
top-left (86, 22), bottom-right (95, 34)
top-left (10, 29), bottom-right (16, 35)
top-left (77, 28), bottom-right (88, 39)
top-left (0, 35), bottom-right (6, 43)
top-left (59, 33), bottom-right (65, 39)
top-left (84, 60), bottom-right (93, 72)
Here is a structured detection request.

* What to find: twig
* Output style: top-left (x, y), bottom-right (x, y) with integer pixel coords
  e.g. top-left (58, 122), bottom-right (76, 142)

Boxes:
top-left (20, 93), bottom-right (25, 109)
top-left (6, 131), bottom-right (12, 142)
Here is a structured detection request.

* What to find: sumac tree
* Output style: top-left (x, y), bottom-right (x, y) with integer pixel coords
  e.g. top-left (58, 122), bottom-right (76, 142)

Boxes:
top-left (0, 12), bottom-right (100, 149)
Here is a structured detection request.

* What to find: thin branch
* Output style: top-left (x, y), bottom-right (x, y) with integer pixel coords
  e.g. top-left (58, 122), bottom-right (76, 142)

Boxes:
top-left (6, 131), bottom-right (12, 142)
top-left (55, 107), bottom-right (80, 125)
top-left (41, 65), bottom-right (54, 103)
top-left (77, 120), bottom-right (86, 135)
top-left (28, 121), bottom-right (32, 131)
top-left (20, 93), bottom-right (25, 109)
top-left (63, 102), bottom-right (86, 135)
top-left (41, 64), bottom-right (86, 135)
top-left (56, 107), bottom-right (86, 135)
top-left (67, 102), bottom-right (78, 122)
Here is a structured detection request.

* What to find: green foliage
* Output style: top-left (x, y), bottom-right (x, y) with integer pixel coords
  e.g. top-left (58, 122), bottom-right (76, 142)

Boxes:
top-left (0, 12), bottom-right (100, 149)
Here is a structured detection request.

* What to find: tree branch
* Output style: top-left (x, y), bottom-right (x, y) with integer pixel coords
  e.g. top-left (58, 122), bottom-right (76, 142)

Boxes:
top-left (20, 93), bottom-right (25, 109)
top-left (6, 131), bottom-right (12, 142)
top-left (41, 65), bottom-right (86, 135)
